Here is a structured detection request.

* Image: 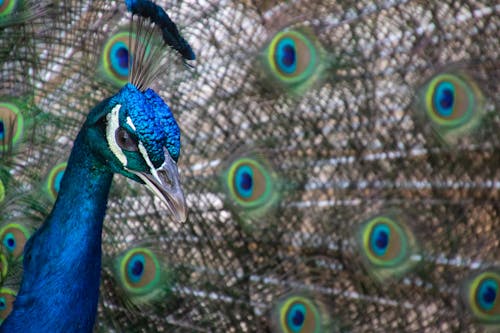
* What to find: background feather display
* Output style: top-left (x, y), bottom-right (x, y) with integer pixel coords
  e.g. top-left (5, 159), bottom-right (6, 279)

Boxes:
top-left (0, 0), bottom-right (499, 332)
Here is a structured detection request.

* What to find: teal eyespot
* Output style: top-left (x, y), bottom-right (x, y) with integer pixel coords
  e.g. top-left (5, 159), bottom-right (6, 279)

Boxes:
top-left (228, 159), bottom-right (270, 206)
top-left (100, 31), bottom-right (134, 87)
top-left (112, 246), bottom-right (176, 305)
top-left (117, 247), bottom-right (162, 296)
top-left (275, 37), bottom-right (299, 76)
top-left (100, 30), bottom-right (152, 87)
top-left (369, 223), bottom-right (390, 256)
top-left (432, 80), bottom-right (455, 118)
top-left (463, 271), bottom-right (500, 325)
top-left (126, 252), bottom-right (147, 284)
top-left (358, 215), bottom-right (418, 280)
top-left (477, 279), bottom-right (498, 312)
top-left (262, 28), bottom-right (324, 94)
top-left (425, 74), bottom-right (477, 127)
top-left (416, 71), bottom-right (485, 144)
top-left (271, 295), bottom-right (327, 333)
top-left (286, 302), bottom-right (307, 332)
top-left (3, 233), bottom-right (16, 252)
top-left (221, 153), bottom-right (281, 222)
top-left (0, 223), bottom-right (31, 260)
top-left (45, 162), bottom-right (67, 201)
top-left (364, 217), bottom-right (406, 267)
top-left (0, 102), bottom-right (24, 150)
top-left (0, 288), bottom-right (16, 324)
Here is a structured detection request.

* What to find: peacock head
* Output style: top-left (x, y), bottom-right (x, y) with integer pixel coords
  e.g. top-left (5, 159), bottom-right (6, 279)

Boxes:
top-left (86, 83), bottom-right (186, 222)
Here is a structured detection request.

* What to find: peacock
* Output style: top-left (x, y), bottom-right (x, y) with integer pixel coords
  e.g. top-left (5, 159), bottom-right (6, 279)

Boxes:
top-left (0, 0), bottom-right (499, 332)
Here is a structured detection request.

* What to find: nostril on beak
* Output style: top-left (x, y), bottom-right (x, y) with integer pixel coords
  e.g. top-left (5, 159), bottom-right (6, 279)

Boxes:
top-left (158, 169), bottom-right (173, 187)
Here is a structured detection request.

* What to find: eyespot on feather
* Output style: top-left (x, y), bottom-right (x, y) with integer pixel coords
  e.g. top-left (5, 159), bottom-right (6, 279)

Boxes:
top-left (0, 102), bottom-right (24, 150)
top-left (462, 271), bottom-right (500, 326)
top-left (109, 246), bottom-right (177, 307)
top-left (271, 294), bottom-right (328, 333)
top-left (220, 152), bottom-right (281, 223)
top-left (0, 222), bottom-right (31, 260)
top-left (116, 247), bottom-right (165, 297)
top-left (262, 28), bottom-right (324, 94)
top-left (357, 214), bottom-right (419, 281)
top-left (0, 288), bottom-right (16, 323)
top-left (415, 70), bottom-right (486, 144)
top-left (100, 30), bottom-right (150, 87)
top-left (100, 31), bottom-right (133, 87)
top-left (45, 162), bottom-right (67, 201)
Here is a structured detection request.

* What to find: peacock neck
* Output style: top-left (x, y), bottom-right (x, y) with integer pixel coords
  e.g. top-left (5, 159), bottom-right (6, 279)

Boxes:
top-left (0, 127), bottom-right (114, 332)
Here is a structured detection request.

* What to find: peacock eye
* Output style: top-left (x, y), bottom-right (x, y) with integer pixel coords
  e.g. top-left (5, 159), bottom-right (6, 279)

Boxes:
top-left (463, 271), bottom-right (500, 324)
top-left (357, 214), bottom-right (419, 281)
top-left (115, 127), bottom-right (138, 152)
top-left (0, 223), bottom-right (31, 261)
top-left (272, 294), bottom-right (326, 333)
top-left (0, 288), bottom-right (16, 322)
top-left (117, 247), bottom-right (163, 296)
top-left (262, 28), bottom-right (323, 95)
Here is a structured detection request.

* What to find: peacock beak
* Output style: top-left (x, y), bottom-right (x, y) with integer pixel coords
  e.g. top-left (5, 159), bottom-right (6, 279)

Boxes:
top-left (132, 150), bottom-right (187, 223)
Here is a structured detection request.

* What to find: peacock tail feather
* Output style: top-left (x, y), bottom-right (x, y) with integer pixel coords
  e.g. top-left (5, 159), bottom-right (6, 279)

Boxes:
top-left (1, 0), bottom-right (499, 331)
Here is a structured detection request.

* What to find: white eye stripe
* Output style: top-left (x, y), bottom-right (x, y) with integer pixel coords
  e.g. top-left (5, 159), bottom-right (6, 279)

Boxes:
top-left (138, 142), bottom-right (159, 178)
top-left (126, 116), bottom-right (136, 131)
top-left (106, 104), bottom-right (128, 166)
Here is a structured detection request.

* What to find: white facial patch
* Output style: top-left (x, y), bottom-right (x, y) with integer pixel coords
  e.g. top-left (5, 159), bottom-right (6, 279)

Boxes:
top-left (106, 104), bottom-right (127, 166)
top-left (126, 116), bottom-right (136, 131)
top-left (138, 142), bottom-right (159, 179)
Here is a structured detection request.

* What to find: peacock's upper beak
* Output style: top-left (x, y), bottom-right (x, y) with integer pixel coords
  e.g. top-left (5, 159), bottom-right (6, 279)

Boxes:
top-left (132, 150), bottom-right (187, 223)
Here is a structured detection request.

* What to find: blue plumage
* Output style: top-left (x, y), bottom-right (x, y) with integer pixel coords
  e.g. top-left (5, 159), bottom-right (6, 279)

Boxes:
top-left (110, 84), bottom-right (180, 166)
top-left (0, 83), bottom-right (186, 332)
top-left (0, 119), bottom-right (113, 332)
top-left (0, 2), bottom-right (189, 326)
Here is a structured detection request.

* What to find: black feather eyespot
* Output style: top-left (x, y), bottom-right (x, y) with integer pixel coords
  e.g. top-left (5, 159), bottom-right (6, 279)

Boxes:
top-left (115, 127), bottom-right (138, 152)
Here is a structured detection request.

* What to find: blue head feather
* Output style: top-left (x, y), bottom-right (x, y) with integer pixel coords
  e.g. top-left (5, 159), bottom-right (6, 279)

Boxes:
top-left (143, 87), bottom-right (181, 161)
top-left (110, 83), bottom-right (180, 167)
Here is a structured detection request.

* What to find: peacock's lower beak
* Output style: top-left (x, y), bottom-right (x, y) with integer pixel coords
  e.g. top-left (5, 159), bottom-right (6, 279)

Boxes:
top-left (132, 151), bottom-right (187, 223)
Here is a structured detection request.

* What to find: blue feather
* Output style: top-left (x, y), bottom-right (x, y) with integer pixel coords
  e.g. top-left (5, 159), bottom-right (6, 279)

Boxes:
top-left (0, 78), bottom-right (184, 332)
top-left (0, 116), bottom-right (113, 332)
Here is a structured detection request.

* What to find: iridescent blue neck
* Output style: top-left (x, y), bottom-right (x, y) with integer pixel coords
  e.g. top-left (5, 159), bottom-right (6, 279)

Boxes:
top-left (0, 126), bottom-right (113, 332)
